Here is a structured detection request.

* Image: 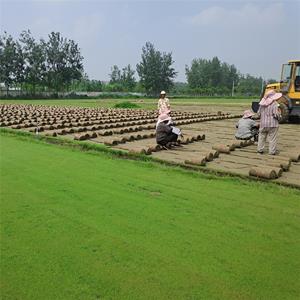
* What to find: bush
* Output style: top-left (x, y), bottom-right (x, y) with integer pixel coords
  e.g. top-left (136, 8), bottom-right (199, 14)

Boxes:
top-left (114, 101), bottom-right (140, 109)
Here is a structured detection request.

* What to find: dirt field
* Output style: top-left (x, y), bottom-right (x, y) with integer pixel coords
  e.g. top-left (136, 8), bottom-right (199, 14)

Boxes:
top-left (1, 103), bottom-right (299, 187)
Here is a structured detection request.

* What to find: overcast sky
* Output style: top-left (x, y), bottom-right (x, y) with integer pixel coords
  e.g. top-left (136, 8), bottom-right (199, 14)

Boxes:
top-left (1, 0), bottom-right (299, 82)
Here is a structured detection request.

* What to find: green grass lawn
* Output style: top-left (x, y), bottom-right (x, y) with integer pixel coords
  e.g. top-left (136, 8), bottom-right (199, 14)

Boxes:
top-left (1, 134), bottom-right (299, 299)
top-left (0, 97), bottom-right (252, 109)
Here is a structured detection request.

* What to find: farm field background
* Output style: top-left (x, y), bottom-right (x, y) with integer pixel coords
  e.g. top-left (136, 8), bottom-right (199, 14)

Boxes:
top-left (0, 97), bottom-right (252, 110)
top-left (1, 132), bottom-right (300, 299)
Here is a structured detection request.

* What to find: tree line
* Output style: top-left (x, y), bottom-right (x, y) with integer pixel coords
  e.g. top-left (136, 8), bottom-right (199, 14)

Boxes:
top-left (1, 31), bottom-right (274, 97)
top-left (0, 31), bottom-right (83, 95)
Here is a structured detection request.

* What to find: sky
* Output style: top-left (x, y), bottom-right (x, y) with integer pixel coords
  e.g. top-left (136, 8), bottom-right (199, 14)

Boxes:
top-left (1, 0), bottom-right (299, 82)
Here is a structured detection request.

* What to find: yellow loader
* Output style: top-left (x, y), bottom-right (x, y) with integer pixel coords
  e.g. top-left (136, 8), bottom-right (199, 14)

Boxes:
top-left (252, 60), bottom-right (300, 122)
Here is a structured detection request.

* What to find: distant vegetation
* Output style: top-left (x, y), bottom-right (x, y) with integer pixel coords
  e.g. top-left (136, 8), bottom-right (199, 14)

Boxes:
top-left (0, 31), bottom-right (276, 98)
top-left (0, 30), bottom-right (83, 96)
top-left (114, 101), bottom-right (141, 109)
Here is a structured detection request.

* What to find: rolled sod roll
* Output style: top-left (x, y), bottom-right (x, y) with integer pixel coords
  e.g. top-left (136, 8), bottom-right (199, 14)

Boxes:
top-left (90, 132), bottom-right (97, 138)
top-left (103, 130), bottom-right (113, 136)
top-left (181, 137), bottom-right (190, 144)
top-left (74, 133), bottom-right (85, 140)
top-left (128, 135), bottom-right (136, 141)
top-left (205, 152), bottom-right (214, 162)
top-left (239, 140), bottom-right (248, 147)
top-left (11, 125), bottom-right (21, 129)
top-left (232, 141), bottom-right (243, 148)
top-left (147, 146), bottom-right (158, 152)
top-left (119, 137), bottom-right (127, 144)
top-left (144, 148), bottom-right (153, 155)
top-left (211, 150), bottom-right (219, 158)
top-left (136, 134), bottom-right (142, 140)
top-left (104, 139), bottom-right (118, 146)
top-left (289, 152), bottom-right (300, 162)
top-left (129, 149), bottom-right (143, 155)
top-left (197, 134), bottom-right (205, 140)
top-left (184, 158), bottom-right (206, 166)
top-left (244, 140), bottom-right (254, 146)
top-left (267, 161), bottom-right (290, 171)
top-left (212, 144), bottom-right (231, 154)
top-left (226, 143), bottom-right (236, 151)
top-left (249, 167), bottom-right (283, 179)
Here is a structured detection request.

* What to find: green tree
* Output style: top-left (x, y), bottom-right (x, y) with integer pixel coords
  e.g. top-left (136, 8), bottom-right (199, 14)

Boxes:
top-left (109, 65), bottom-right (121, 84)
top-left (0, 32), bottom-right (24, 94)
top-left (43, 32), bottom-right (83, 93)
top-left (19, 30), bottom-right (46, 94)
top-left (236, 74), bottom-right (262, 96)
top-left (185, 58), bottom-right (209, 89)
top-left (136, 42), bottom-right (177, 96)
top-left (121, 64), bottom-right (136, 91)
top-left (109, 64), bottom-right (136, 91)
top-left (71, 74), bottom-right (102, 92)
top-left (185, 57), bottom-right (239, 95)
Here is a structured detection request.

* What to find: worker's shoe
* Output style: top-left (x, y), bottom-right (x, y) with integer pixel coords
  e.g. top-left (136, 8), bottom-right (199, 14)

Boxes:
top-left (257, 151), bottom-right (264, 154)
top-left (269, 150), bottom-right (280, 155)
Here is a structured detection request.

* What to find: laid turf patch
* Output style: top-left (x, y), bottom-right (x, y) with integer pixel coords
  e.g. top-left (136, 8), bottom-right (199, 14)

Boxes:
top-left (1, 134), bottom-right (300, 299)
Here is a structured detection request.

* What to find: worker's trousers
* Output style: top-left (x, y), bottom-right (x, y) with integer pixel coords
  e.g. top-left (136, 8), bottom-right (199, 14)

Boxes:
top-left (257, 127), bottom-right (279, 154)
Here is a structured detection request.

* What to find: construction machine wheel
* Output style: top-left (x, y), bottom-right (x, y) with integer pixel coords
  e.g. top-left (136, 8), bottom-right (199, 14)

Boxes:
top-left (278, 102), bottom-right (289, 123)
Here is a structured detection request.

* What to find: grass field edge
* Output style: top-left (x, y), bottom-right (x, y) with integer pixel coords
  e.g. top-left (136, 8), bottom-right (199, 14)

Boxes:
top-left (1, 127), bottom-right (299, 191)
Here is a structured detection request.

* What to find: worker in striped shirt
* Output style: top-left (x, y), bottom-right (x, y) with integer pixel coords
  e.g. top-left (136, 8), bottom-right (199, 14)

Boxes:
top-left (257, 90), bottom-right (282, 155)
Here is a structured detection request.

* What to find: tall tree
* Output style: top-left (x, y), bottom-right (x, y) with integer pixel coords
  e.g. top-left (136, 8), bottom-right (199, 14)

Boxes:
top-left (0, 32), bottom-right (24, 93)
top-left (185, 57), bottom-right (239, 91)
top-left (136, 42), bottom-right (177, 96)
top-left (19, 30), bottom-right (46, 94)
top-left (236, 74), bottom-right (263, 95)
top-left (109, 65), bottom-right (121, 84)
top-left (43, 32), bottom-right (83, 93)
top-left (121, 64), bottom-right (136, 91)
top-left (185, 58), bottom-right (209, 89)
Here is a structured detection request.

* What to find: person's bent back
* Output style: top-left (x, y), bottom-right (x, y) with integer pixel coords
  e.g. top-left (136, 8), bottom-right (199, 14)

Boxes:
top-left (156, 114), bottom-right (178, 146)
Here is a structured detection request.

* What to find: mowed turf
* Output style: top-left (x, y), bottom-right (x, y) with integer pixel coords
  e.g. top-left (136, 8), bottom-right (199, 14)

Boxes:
top-left (0, 97), bottom-right (252, 109)
top-left (1, 135), bottom-right (300, 299)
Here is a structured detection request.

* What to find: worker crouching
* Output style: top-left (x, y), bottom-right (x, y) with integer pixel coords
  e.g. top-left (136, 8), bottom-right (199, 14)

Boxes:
top-left (235, 110), bottom-right (259, 141)
top-left (156, 114), bottom-right (182, 148)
